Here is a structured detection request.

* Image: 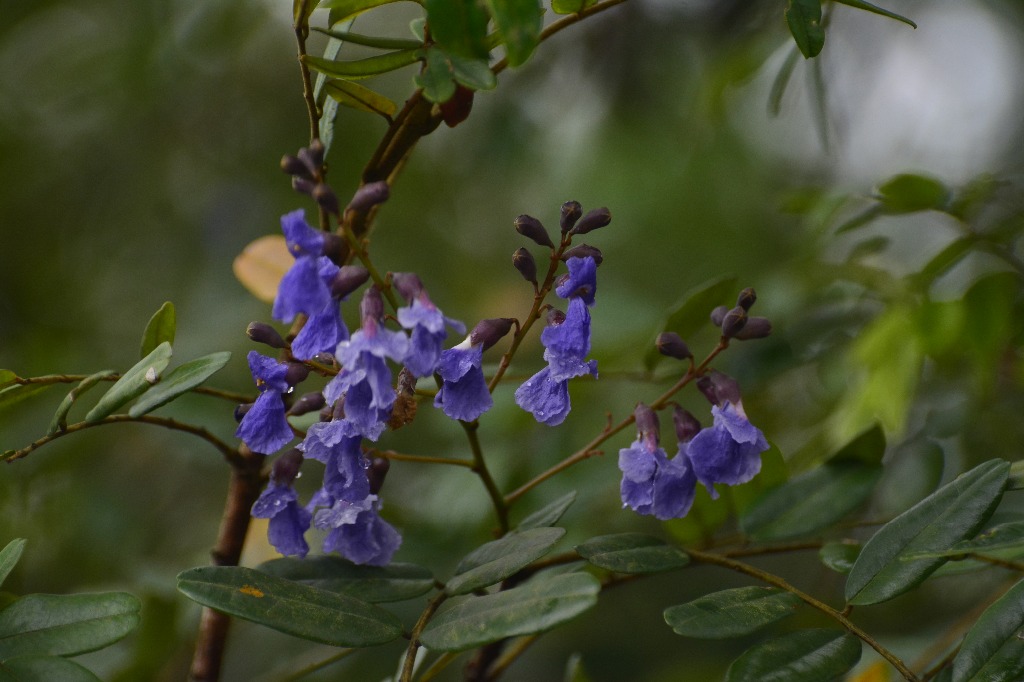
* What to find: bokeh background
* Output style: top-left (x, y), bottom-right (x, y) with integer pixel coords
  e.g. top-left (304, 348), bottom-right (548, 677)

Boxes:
top-left (2, 0), bottom-right (1023, 679)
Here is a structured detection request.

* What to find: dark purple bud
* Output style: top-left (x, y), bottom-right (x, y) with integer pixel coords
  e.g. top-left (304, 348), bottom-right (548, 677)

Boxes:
top-left (313, 183), bottom-right (340, 215)
top-left (673, 406), bottom-right (702, 443)
top-left (561, 244), bottom-right (603, 266)
top-left (546, 308), bottom-right (566, 326)
top-left (331, 266), bottom-right (370, 299)
top-left (734, 316), bottom-right (772, 341)
top-left (570, 207), bottom-right (611, 236)
top-left (234, 403), bottom-right (252, 423)
top-left (284, 362), bottom-right (310, 387)
top-left (318, 405), bottom-right (333, 422)
top-left (514, 215), bottom-right (554, 249)
top-left (710, 305), bottom-right (728, 327)
top-left (306, 139), bottom-right (325, 168)
top-left (470, 318), bottom-right (515, 350)
top-left (560, 200), bottom-right (583, 233)
top-left (721, 305), bottom-right (748, 339)
top-left (360, 287), bottom-right (384, 322)
top-left (367, 457), bottom-right (391, 495)
top-left (297, 146), bottom-right (320, 178)
top-left (347, 181), bottom-right (390, 213)
top-left (271, 448), bottom-right (304, 485)
top-left (292, 176), bottom-right (316, 196)
top-left (634, 402), bottom-right (660, 448)
top-left (392, 272), bottom-right (425, 301)
top-left (656, 332), bottom-right (692, 360)
top-left (698, 370), bottom-right (742, 407)
top-left (287, 391), bottom-right (326, 416)
top-left (247, 322), bottom-right (287, 349)
top-left (513, 247), bottom-right (537, 284)
top-left (321, 233), bottom-right (345, 265)
top-left (281, 155), bottom-right (313, 180)
top-left (737, 287), bottom-right (757, 311)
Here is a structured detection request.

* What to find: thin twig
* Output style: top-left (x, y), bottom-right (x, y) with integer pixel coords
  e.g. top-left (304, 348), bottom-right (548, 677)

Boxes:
top-left (464, 421), bottom-right (509, 533)
top-left (376, 449), bottom-right (475, 468)
top-left (14, 373), bottom-right (252, 404)
top-left (400, 592), bottom-right (448, 682)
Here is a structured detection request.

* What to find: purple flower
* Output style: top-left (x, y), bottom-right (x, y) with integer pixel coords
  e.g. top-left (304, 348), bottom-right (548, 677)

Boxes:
top-left (618, 404), bottom-right (697, 520)
top-left (290, 257), bottom-right (350, 361)
top-left (555, 256), bottom-right (597, 305)
top-left (434, 340), bottom-right (492, 422)
top-left (236, 351), bottom-right (294, 454)
top-left (513, 367), bottom-right (572, 426)
top-left (252, 483), bottom-right (312, 557)
top-left (541, 298), bottom-right (598, 381)
top-left (314, 496), bottom-right (401, 566)
top-left (688, 401), bottom-right (769, 498)
top-left (397, 296), bottom-right (465, 378)
top-left (301, 421), bottom-right (371, 503)
top-left (272, 211), bottom-right (331, 323)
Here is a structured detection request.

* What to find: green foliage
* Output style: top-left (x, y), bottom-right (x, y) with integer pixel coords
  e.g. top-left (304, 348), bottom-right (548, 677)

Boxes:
top-left (819, 542), bottom-right (860, 574)
top-left (834, 0), bottom-right (916, 28)
top-left (0, 592), bottom-right (140, 659)
top-left (551, 0), bottom-right (597, 15)
top-left (0, 540), bottom-right (26, 590)
top-left (304, 50), bottom-right (423, 80)
top-left (84, 343), bottom-right (173, 423)
top-left (785, 0), bottom-right (825, 59)
top-left (445, 527), bottom-right (565, 595)
top-left (425, 0), bottom-right (490, 60)
top-left (46, 371), bottom-right (116, 435)
top-left (324, 79), bottom-right (398, 119)
top-left (951, 578), bottom-right (1024, 682)
top-left (726, 629), bottom-right (861, 682)
top-left (664, 587), bottom-right (802, 639)
top-left (128, 352), bottom-right (231, 417)
top-left (484, 0), bottom-right (542, 67)
top-left (139, 302), bottom-right (175, 359)
top-left (575, 533), bottom-right (689, 574)
top-left (515, 491), bottom-right (576, 531)
top-left (0, 656), bottom-right (102, 682)
top-left (645, 275), bottom-right (737, 370)
top-left (257, 557), bottom-right (434, 602)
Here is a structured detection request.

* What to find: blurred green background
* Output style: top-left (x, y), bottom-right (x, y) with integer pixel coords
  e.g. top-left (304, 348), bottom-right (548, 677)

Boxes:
top-left (2, 0), bottom-right (1024, 679)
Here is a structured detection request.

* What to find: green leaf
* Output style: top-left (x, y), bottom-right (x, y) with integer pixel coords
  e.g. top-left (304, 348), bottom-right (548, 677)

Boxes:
top-left (819, 541), bottom-right (860, 574)
top-left (0, 592), bottom-right (140, 658)
top-left (834, 0), bottom-right (916, 28)
top-left (902, 521), bottom-right (1024, 560)
top-left (84, 343), bottom-right (173, 423)
top-left (876, 173), bottom-right (950, 213)
top-left (726, 629), bottom-right (861, 682)
top-left (551, 0), bottom-right (596, 15)
top-left (644, 275), bottom-right (738, 370)
top-left (324, 79), bottom-right (398, 119)
top-left (951, 578), bottom-right (1024, 682)
top-left (563, 652), bottom-right (593, 682)
top-left (448, 52), bottom-right (497, 91)
top-left (873, 440), bottom-right (945, 517)
top-left (426, 0), bottom-right (490, 59)
top-left (0, 385), bottom-right (50, 414)
top-left (414, 47), bottom-right (456, 103)
top-left (484, 0), bottom-right (542, 67)
top-left (0, 656), bottom-right (101, 681)
top-left (46, 371), bottom-right (116, 435)
top-left (834, 204), bottom-right (885, 234)
top-left (0, 540), bottom-right (26, 590)
top-left (785, 0), bottom-right (825, 59)
top-left (304, 50), bottom-right (423, 80)
top-left (446, 527), bottom-right (565, 596)
top-left (741, 461), bottom-right (882, 541)
top-left (516, 491), bottom-right (576, 532)
top-left (419, 572), bottom-right (599, 651)
top-left (312, 27), bottom-right (423, 50)
top-left (176, 566), bottom-right (402, 647)
top-left (845, 459), bottom-right (1010, 605)
top-left (830, 423), bottom-right (886, 465)
top-left (319, 0), bottom-right (409, 21)
top-left (315, 33), bottom-right (346, 154)
top-left (575, 534), bottom-right (689, 574)
top-left (664, 587), bottom-right (802, 639)
top-left (257, 557), bottom-right (433, 603)
top-left (0, 371), bottom-right (16, 391)
top-left (128, 352), bottom-right (231, 418)
top-left (767, 46), bottom-right (801, 117)
top-left (139, 302), bottom-right (175, 359)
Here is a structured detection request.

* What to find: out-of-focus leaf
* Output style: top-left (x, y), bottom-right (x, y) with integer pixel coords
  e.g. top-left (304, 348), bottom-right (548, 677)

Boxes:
top-left (176, 566), bottom-right (402, 646)
top-left (876, 173), bottom-right (950, 213)
top-left (847, 661), bottom-right (892, 682)
top-left (232, 235), bottom-right (292, 304)
top-left (575, 534), bottom-right (689, 574)
top-left (726, 629), bottom-right (861, 682)
top-left (664, 587), bottom-right (801, 639)
top-left (0, 540), bottom-right (26, 590)
top-left (0, 371), bottom-right (18, 390)
top-left (0, 593), bottom-right (140, 658)
top-left (830, 423), bottom-right (886, 465)
top-left (819, 541), bottom-right (860, 574)
top-left (426, 0), bottom-right (489, 59)
top-left (785, 0), bottom-right (825, 59)
top-left (140, 302), bottom-right (176, 358)
top-left (419, 573), bottom-right (599, 651)
top-left (845, 460), bottom-right (1010, 605)
top-left (962, 272), bottom-right (1018, 387)
top-left (725, 444), bottom-right (788, 516)
top-left (304, 50), bottom-right (422, 80)
top-left (951, 578), bottom-right (1024, 682)
top-left (563, 652), bottom-right (593, 682)
top-left (448, 52), bottom-right (497, 91)
top-left (128, 352), bottom-right (231, 417)
top-left (324, 79), bottom-right (398, 119)
top-left (664, 483), bottom-right (729, 545)
top-left (257, 557), bottom-right (433, 603)
top-left (835, 204), bottom-right (884, 234)
top-left (551, 0), bottom-right (596, 14)
top-left (485, 0), bottom-right (542, 67)
top-left (847, 236), bottom-right (891, 262)
top-left (0, 656), bottom-right (101, 681)
top-left (84, 343), bottom-right (173, 423)
top-left (446, 527), bottom-right (565, 596)
top-left (293, 0), bottom-right (317, 24)
top-left (319, 0), bottom-right (409, 21)
top-left (0, 385), bottom-right (50, 414)
top-left (415, 48), bottom-right (456, 103)
top-left (516, 491), bottom-right (576, 531)
top-left (873, 439), bottom-right (944, 517)
top-left (1010, 461), bottom-right (1024, 491)
top-left (768, 46), bottom-right (801, 116)
top-left (46, 371), bottom-right (116, 435)
top-left (645, 275), bottom-right (738, 370)
top-left (834, 0), bottom-right (916, 28)
top-left (907, 236), bottom-right (978, 291)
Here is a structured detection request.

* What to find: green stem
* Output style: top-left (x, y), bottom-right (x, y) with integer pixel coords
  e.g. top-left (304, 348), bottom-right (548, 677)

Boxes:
top-left (400, 592), bottom-right (448, 682)
top-left (377, 449), bottom-right (475, 468)
top-left (463, 421), bottom-right (509, 533)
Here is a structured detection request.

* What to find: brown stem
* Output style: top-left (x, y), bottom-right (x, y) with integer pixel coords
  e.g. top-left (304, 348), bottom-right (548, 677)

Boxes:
top-left (400, 592), bottom-right (449, 682)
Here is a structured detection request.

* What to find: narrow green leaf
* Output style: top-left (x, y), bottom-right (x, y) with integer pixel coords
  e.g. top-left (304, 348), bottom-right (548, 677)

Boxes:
top-left (304, 49), bottom-right (423, 80)
top-left (664, 587), bottom-right (802, 639)
top-left (741, 461), bottom-right (881, 541)
top-left (128, 352), bottom-right (231, 417)
top-left (315, 33), bottom-right (347, 154)
top-left (830, 423), bottom-right (886, 465)
top-left (319, 0), bottom-right (407, 21)
top-left (0, 540), bottom-right (26, 590)
top-left (903, 521), bottom-right (1024, 560)
top-left (785, 0), bottom-right (825, 59)
top-left (644, 275), bottom-right (738, 370)
top-left (324, 79), bottom-right (398, 119)
top-left (819, 541), bottom-right (860, 574)
top-left (551, 0), bottom-right (596, 15)
top-left (876, 173), bottom-right (950, 213)
top-left (0, 592), bottom-right (141, 658)
top-left (1007, 461), bottom-right (1024, 491)
top-left (426, 0), bottom-right (490, 59)
top-left (415, 48), bottom-right (457, 103)
top-left (140, 302), bottom-right (176, 358)
top-left (420, 573), bottom-right (599, 651)
top-left (0, 656), bottom-right (101, 681)
top-left (516, 491), bottom-right (576, 532)
top-left (768, 46), bottom-right (801, 117)
top-left (446, 527), bottom-right (565, 596)
top-left (834, 204), bottom-right (884, 234)
top-left (176, 566), bottom-right (402, 646)
top-left (484, 0), bottom-right (542, 67)
top-left (448, 52), bottom-right (497, 91)
top-left (845, 459), bottom-right (1010, 605)
top-left (0, 372), bottom-right (16, 391)
top-left (84, 343), bottom-right (173, 423)
top-left (575, 534), bottom-right (689, 574)
top-left (834, 0), bottom-right (916, 28)
top-left (257, 557), bottom-right (433, 603)
top-left (312, 27), bottom-right (423, 50)
top-left (0, 385), bottom-right (50, 414)
top-left (46, 371), bottom-right (116, 435)
top-left (726, 629), bottom-right (861, 682)
top-left (951, 578), bottom-right (1024, 682)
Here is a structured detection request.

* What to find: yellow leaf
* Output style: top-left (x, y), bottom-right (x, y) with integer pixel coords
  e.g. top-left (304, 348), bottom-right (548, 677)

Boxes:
top-left (846, 661), bottom-right (891, 682)
top-left (232, 235), bottom-right (291, 304)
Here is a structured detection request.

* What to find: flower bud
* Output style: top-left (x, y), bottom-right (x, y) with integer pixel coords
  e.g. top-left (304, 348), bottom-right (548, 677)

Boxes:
top-left (733, 316), bottom-right (772, 340)
top-left (246, 321), bottom-right (287, 349)
top-left (561, 244), bottom-right (603, 265)
top-left (470, 318), bottom-right (515, 350)
top-left (512, 247), bottom-right (537, 284)
top-left (313, 183), bottom-right (340, 215)
top-left (367, 457), bottom-right (391, 495)
top-left (514, 214), bottom-right (554, 249)
top-left (392, 272), bottom-right (425, 301)
top-left (656, 332), bottom-right (692, 360)
top-left (284, 362), bottom-right (310, 387)
top-left (737, 287), bottom-right (757, 311)
top-left (697, 370), bottom-right (742, 407)
top-left (346, 181), bottom-right (390, 213)
top-left (360, 287), bottom-right (384, 322)
top-left (292, 176), bottom-right (316, 196)
top-left (546, 308), bottom-right (566, 326)
top-left (720, 305), bottom-right (748, 339)
top-left (710, 305), bottom-right (728, 327)
top-left (234, 403), bottom-right (252, 423)
top-left (321, 233), bottom-right (345, 265)
top-left (271, 448), bottom-right (304, 485)
top-left (570, 207), bottom-right (611, 236)
top-left (560, 200), bottom-right (582, 233)
top-left (330, 265), bottom-right (370, 299)
top-left (287, 391), bottom-right (325, 416)
top-left (673, 405), bottom-right (702, 443)
top-left (633, 402), bottom-right (660, 448)
top-left (305, 139), bottom-right (325, 168)
top-left (280, 154), bottom-right (313, 179)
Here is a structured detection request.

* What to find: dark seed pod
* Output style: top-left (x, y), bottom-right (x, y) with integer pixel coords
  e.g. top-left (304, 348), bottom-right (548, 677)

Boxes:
top-left (710, 305), bottom-right (729, 327)
top-left (367, 457), bottom-right (391, 495)
top-left (470, 318), bottom-right (515, 350)
top-left (737, 287), bottom-right (757, 311)
top-left (292, 176), bottom-right (316, 196)
top-left (330, 266), bottom-right (370, 299)
top-left (347, 181), bottom-right (390, 213)
top-left (284, 362), bottom-right (310, 387)
top-left (673, 406), bottom-right (702, 443)
top-left (561, 244), bottom-right (603, 265)
top-left (734, 316), bottom-right (772, 340)
top-left (513, 247), bottom-right (538, 284)
top-left (560, 200), bottom-right (582, 233)
top-left (720, 305), bottom-right (748, 339)
top-left (287, 391), bottom-right (326, 416)
top-left (246, 322), bottom-right (287, 349)
top-left (280, 154), bottom-right (313, 179)
top-left (514, 214), bottom-right (554, 249)
top-left (272, 448), bottom-right (304, 485)
top-left (570, 207), bottom-right (611, 236)
top-left (313, 183), bottom-right (340, 215)
top-left (440, 85), bottom-right (475, 128)
top-left (656, 332), bottom-right (692, 360)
